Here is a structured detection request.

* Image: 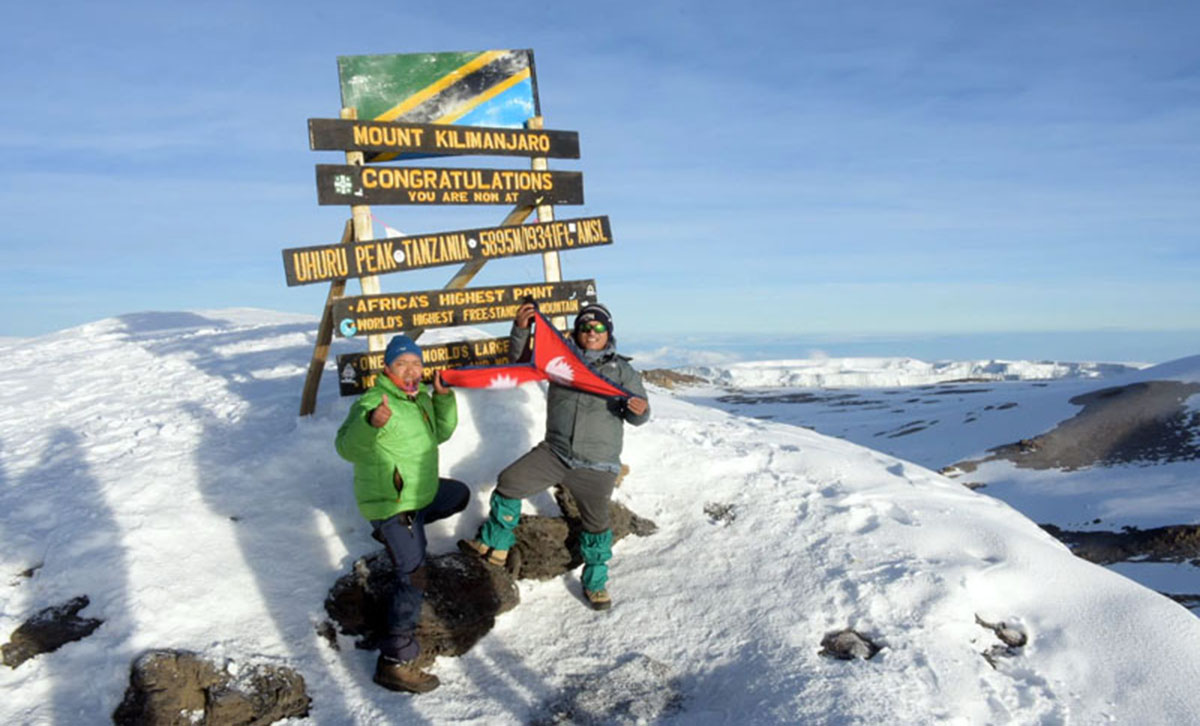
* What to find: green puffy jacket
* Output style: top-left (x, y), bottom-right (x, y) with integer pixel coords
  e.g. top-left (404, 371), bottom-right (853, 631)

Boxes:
top-left (335, 374), bottom-right (457, 521)
top-left (511, 326), bottom-right (649, 469)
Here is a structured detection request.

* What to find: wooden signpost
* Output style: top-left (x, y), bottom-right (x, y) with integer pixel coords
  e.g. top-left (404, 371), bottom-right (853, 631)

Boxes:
top-left (336, 337), bottom-right (514, 396)
top-left (308, 118), bottom-right (580, 159)
top-left (332, 280), bottom-right (597, 339)
top-left (281, 216), bottom-right (612, 286)
top-left (315, 164), bottom-right (584, 206)
top-left (289, 49), bottom-right (616, 415)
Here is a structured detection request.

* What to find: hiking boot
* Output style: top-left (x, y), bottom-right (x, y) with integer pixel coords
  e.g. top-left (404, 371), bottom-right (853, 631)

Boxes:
top-left (374, 655), bottom-right (439, 694)
top-left (584, 588), bottom-right (612, 611)
top-left (457, 538), bottom-right (508, 567)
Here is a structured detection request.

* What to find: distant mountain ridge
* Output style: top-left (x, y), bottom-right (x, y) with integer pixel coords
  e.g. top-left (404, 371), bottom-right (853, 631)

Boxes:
top-left (675, 357), bottom-right (1146, 389)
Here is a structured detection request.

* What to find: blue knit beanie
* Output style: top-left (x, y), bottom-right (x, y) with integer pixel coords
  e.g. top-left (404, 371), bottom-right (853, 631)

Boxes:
top-left (384, 335), bottom-right (422, 365)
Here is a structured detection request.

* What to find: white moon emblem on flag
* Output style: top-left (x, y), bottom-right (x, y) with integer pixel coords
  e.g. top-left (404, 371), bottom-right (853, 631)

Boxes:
top-left (545, 356), bottom-right (576, 385)
top-left (487, 374), bottom-right (520, 389)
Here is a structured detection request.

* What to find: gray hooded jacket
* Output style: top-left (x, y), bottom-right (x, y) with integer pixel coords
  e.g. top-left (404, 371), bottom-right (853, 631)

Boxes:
top-left (510, 324), bottom-right (649, 470)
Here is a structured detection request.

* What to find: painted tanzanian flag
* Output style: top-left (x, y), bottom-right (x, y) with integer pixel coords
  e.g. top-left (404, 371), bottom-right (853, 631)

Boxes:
top-left (337, 50), bottom-right (540, 161)
top-left (440, 309), bottom-right (634, 400)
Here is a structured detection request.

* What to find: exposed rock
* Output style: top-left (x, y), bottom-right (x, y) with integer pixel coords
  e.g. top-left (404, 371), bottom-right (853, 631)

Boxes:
top-left (703, 501), bottom-right (737, 525)
top-left (1040, 523), bottom-right (1200, 566)
top-left (819, 628), bottom-right (881, 660)
top-left (111, 649), bottom-right (309, 726)
top-left (1165, 593), bottom-right (1200, 612)
top-left (511, 487), bottom-right (657, 580)
top-left (532, 654), bottom-right (682, 726)
top-left (976, 615), bottom-right (1028, 668)
top-left (951, 380), bottom-right (1200, 474)
top-left (2, 595), bottom-right (102, 669)
top-left (325, 551), bottom-right (520, 669)
top-left (326, 487), bottom-right (658, 665)
top-left (641, 368), bottom-right (707, 390)
top-left (315, 620), bottom-right (339, 651)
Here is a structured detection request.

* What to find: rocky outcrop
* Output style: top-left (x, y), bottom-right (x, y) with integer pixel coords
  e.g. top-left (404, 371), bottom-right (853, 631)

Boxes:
top-left (2, 595), bottom-right (102, 669)
top-left (111, 650), bottom-right (309, 726)
top-left (950, 380), bottom-right (1200, 474)
top-left (325, 550), bottom-right (519, 669)
top-left (1040, 523), bottom-right (1200, 566)
top-left (511, 487), bottom-right (657, 580)
top-left (819, 628), bottom-right (881, 660)
top-left (641, 369), bottom-right (707, 390)
top-left (324, 486), bottom-right (657, 666)
top-left (976, 615), bottom-right (1028, 668)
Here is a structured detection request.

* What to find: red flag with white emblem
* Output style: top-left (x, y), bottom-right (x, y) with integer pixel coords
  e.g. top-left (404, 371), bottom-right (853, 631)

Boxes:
top-left (440, 308), bottom-right (634, 398)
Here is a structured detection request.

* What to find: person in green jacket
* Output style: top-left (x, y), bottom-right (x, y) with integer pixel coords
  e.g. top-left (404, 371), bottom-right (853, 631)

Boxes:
top-left (460, 302), bottom-right (649, 610)
top-left (335, 334), bottom-right (466, 694)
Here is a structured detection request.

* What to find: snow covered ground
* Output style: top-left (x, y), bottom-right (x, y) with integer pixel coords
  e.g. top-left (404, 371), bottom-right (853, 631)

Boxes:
top-left (668, 355), bottom-right (1200, 613)
top-left (3, 309), bottom-right (1200, 724)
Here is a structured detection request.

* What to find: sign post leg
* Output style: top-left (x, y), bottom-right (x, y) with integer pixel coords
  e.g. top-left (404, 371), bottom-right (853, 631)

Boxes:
top-left (299, 219), bottom-right (354, 416)
top-left (526, 116), bottom-right (566, 330)
top-left (342, 107), bottom-right (386, 353)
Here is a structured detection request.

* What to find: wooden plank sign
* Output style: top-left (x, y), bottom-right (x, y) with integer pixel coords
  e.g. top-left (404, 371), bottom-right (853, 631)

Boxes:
top-left (333, 280), bottom-right (597, 339)
top-left (315, 164), bottom-right (583, 206)
top-left (282, 216), bottom-right (612, 286)
top-left (308, 118), bottom-right (579, 159)
top-left (337, 336), bottom-right (513, 396)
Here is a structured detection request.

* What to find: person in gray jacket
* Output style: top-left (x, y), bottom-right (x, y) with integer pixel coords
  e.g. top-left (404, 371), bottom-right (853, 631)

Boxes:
top-left (459, 301), bottom-right (649, 610)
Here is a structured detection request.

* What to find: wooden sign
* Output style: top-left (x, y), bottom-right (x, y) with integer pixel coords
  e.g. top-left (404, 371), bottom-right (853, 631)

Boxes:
top-left (308, 118), bottom-right (579, 159)
top-left (333, 280), bottom-right (597, 338)
top-left (316, 164), bottom-right (583, 206)
top-left (282, 216), bottom-right (612, 286)
top-left (337, 336), bottom-right (513, 396)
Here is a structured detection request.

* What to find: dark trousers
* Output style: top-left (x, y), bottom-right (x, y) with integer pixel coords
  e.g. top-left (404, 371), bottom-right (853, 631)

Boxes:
top-left (370, 477), bottom-right (469, 662)
top-left (497, 443), bottom-right (617, 533)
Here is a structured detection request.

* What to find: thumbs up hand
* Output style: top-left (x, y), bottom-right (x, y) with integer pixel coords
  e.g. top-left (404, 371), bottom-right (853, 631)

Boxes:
top-left (369, 393), bottom-right (392, 428)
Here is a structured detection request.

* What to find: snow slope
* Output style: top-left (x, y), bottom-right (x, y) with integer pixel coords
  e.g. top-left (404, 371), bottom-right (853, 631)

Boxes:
top-left (667, 355), bottom-right (1200, 615)
top-left (2, 310), bottom-right (1200, 724)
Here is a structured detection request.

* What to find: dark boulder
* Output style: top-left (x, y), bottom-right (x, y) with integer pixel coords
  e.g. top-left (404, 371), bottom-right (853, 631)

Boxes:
top-left (2, 595), bottom-right (102, 669)
top-left (324, 550), bottom-right (520, 669)
top-left (511, 486), bottom-right (657, 580)
top-left (976, 615), bottom-right (1028, 668)
top-left (819, 628), bottom-right (882, 660)
top-left (112, 650), bottom-right (309, 726)
top-left (324, 485), bottom-right (658, 665)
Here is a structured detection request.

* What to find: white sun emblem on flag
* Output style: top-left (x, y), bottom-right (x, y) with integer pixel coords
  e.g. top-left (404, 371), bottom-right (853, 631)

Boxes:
top-left (487, 374), bottom-right (520, 389)
top-left (545, 356), bottom-right (576, 385)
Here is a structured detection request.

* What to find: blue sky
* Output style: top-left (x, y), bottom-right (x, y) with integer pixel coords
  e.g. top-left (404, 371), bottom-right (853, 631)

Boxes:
top-left (1, 1), bottom-right (1197, 361)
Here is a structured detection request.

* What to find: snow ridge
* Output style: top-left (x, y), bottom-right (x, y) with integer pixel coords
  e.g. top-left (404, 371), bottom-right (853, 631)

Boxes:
top-left (678, 357), bottom-right (1145, 389)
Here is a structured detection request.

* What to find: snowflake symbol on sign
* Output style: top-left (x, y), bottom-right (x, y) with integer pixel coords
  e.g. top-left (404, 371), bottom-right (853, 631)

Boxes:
top-left (333, 174), bottom-right (353, 195)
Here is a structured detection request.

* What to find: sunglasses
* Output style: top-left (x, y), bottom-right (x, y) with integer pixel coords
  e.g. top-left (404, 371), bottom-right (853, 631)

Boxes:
top-left (580, 322), bottom-right (608, 334)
